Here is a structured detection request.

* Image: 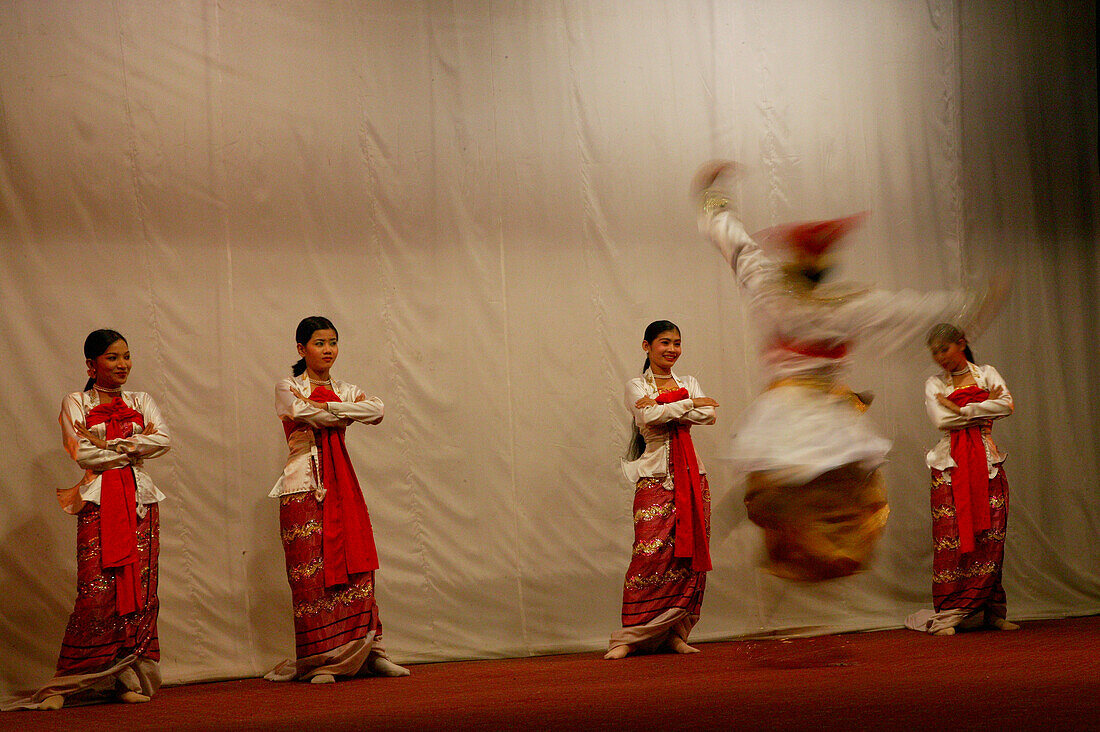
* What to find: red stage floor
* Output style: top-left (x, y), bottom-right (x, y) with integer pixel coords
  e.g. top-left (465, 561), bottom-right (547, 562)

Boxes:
top-left (4, 616), bottom-right (1098, 731)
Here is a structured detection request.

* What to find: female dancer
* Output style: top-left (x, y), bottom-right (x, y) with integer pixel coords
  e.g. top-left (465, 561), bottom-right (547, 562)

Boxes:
top-left (693, 161), bottom-right (1007, 582)
top-left (4, 329), bottom-right (170, 711)
top-left (906, 324), bottom-right (1016, 635)
top-left (265, 316), bottom-right (408, 683)
top-left (606, 320), bottom-right (719, 659)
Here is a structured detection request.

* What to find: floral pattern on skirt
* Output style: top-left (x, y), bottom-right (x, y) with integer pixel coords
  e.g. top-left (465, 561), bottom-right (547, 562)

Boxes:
top-left (279, 492), bottom-right (382, 664)
top-left (609, 476), bottom-right (709, 651)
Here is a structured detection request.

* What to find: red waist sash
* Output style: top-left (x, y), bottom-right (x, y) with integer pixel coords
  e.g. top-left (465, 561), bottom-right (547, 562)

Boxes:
top-left (947, 385), bottom-right (992, 554)
top-left (85, 396), bottom-right (145, 615)
top-left (305, 386), bottom-right (379, 586)
top-left (773, 337), bottom-right (850, 360)
top-left (655, 387), bottom-right (711, 572)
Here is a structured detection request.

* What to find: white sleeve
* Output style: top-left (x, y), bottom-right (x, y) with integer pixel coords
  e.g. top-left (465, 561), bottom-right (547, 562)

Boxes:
top-left (834, 287), bottom-right (981, 356)
top-left (925, 377), bottom-right (975, 430)
top-left (110, 393), bottom-right (171, 459)
top-left (329, 384), bottom-right (384, 425)
top-left (275, 379), bottom-right (345, 427)
top-left (960, 366), bottom-right (1014, 420)
top-left (59, 394), bottom-right (132, 471)
top-left (626, 379), bottom-right (693, 428)
top-left (698, 207), bottom-right (778, 298)
top-left (678, 377), bottom-right (716, 425)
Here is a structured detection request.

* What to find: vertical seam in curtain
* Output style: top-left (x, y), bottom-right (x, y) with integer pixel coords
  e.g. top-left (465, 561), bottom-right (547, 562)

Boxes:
top-left (487, 1), bottom-right (531, 655)
top-left (207, 0), bottom-right (255, 671)
top-left (387, 3), bottom-right (440, 657)
top-left (939, 0), bottom-right (965, 283)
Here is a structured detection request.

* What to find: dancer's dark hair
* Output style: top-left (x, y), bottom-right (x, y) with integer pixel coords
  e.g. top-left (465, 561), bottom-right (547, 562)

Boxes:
top-left (292, 316), bottom-right (338, 376)
top-left (627, 320), bottom-right (681, 460)
top-left (927, 323), bottom-right (975, 364)
top-left (83, 329), bottom-right (127, 391)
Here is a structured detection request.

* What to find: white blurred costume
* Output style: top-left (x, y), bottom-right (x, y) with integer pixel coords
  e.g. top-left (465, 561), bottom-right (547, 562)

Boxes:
top-left (698, 188), bottom-right (983, 580)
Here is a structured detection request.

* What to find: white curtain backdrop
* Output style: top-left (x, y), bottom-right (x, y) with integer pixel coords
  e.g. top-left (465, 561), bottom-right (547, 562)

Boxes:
top-left (1, 0), bottom-right (1096, 691)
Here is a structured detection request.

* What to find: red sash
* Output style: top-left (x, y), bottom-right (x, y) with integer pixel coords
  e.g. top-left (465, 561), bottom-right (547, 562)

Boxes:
top-left (85, 396), bottom-right (145, 615)
top-left (773, 337), bottom-right (849, 360)
top-left (306, 386), bottom-right (379, 586)
top-left (947, 385), bottom-right (992, 554)
top-left (654, 387), bottom-right (712, 572)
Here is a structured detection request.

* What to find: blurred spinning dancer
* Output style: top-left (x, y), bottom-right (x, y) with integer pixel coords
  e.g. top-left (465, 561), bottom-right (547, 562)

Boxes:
top-left (693, 161), bottom-right (1007, 582)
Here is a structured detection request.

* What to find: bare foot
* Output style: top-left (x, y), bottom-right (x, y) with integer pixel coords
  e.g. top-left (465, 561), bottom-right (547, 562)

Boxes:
top-left (989, 618), bottom-right (1020, 631)
top-left (931, 627), bottom-right (956, 636)
top-left (118, 691), bottom-right (151, 704)
top-left (667, 637), bottom-right (701, 654)
top-left (603, 644), bottom-right (633, 660)
top-left (367, 656), bottom-right (410, 677)
top-left (309, 673), bottom-right (336, 684)
top-left (38, 695), bottom-right (64, 711)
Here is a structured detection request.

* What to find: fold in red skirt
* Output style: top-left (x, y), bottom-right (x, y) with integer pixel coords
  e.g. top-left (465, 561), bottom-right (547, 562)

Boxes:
top-left (930, 466), bottom-right (1008, 616)
top-left (279, 493), bottom-right (382, 660)
top-left (56, 503), bottom-right (160, 676)
top-left (619, 477), bottom-right (709, 628)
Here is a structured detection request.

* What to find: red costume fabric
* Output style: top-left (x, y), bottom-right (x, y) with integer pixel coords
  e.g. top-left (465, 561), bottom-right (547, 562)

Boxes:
top-left (84, 397), bottom-right (145, 615)
top-left (654, 387), bottom-right (711, 572)
top-left (305, 386), bottom-right (379, 586)
top-left (773, 338), bottom-right (850, 361)
top-left (945, 386), bottom-right (992, 554)
top-left (756, 211), bottom-right (870, 257)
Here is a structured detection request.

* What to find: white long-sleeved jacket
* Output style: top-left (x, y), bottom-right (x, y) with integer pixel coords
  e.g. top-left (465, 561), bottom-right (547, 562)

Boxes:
top-left (58, 390), bottom-right (171, 515)
top-left (269, 374), bottom-right (384, 499)
top-left (924, 363), bottom-right (1012, 476)
top-left (620, 370), bottom-right (716, 486)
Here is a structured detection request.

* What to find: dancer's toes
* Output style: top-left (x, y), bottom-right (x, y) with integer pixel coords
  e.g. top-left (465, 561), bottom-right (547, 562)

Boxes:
top-left (603, 644), bottom-right (633, 660)
top-left (118, 690), bottom-right (151, 704)
top-left (989, 618), bottom-right (1020, 631)
top-left (309, 673), bottom-right (336, 684)
top-left (367, 656), bottom-right (410, 677)
top-left (667, 637), bottom-right (701, 654)
top-left (38, 695), bottom-right (64, 711)
top-left (931, 626), bottom-right (956, 636)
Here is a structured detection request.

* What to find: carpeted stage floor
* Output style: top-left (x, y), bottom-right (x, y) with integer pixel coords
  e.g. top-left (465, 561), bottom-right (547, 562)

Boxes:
top-left (5, 616), bottom-right (1098, 731)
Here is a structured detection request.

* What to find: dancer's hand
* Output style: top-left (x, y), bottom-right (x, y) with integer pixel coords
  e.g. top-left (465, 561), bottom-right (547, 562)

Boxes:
top-left (936, 394), bottom-right (963, 414)
top-left (635, 396), bottom-right (657, 408)
top-left (692, 397), bottom-right (719, 408)
top-left (987, 385), bottom-right (1004, 400)
top-left (292, 388), bottom-right (328, 411)
top-left (74, 421), bottom-right (108, 450)
top-left (973, 269), bottom-right (1012, 333)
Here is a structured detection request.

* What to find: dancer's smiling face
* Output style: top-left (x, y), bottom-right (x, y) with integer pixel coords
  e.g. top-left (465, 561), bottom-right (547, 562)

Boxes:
top-left (298, 328), bottom-right (339, 375)
top-left (644, 329), bottom-right (682, 372)
top-left (929, 338), bottom-right (967, 372)
top-left (88, 339), bottom-right (131, 389)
